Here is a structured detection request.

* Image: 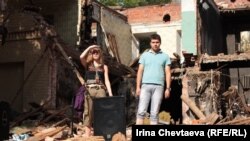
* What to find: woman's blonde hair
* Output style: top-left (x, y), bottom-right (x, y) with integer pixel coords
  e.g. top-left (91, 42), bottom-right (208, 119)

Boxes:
top-left (85, 46), bottom-right (104, 66)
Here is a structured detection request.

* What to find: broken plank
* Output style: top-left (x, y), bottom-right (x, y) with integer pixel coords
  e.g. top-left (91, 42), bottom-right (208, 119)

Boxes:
top-left (235, 118), bottom-right (250, 125)
top-left (40, 105), bottom-right (70, 124)
top-left (181, 95), bottom-right (206, 120)
top-left (11, 106), bottom-right (44, 127)
top-left (100, 24), bottom-right (114, 57)
top-left (62, 136), bottom-right (105, 141)
top-left (53, 38), bottom-right (85, 85)
top-left (205, 112), bottom-right (219, 124)
top-left (52, 118), bottom-right (70, 127)
top-left (107, 33), bottom-right (116, 60)
top-left (217, 117), bottom-right (250, 125)
top-left (26, 125), bottom-right (67, 141)
top-left (111, 34), bottom-right (121, 63)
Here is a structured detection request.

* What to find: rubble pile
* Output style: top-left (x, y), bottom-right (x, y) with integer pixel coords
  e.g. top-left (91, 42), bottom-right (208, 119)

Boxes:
top-left (8, 102), bottom-right (131, 141)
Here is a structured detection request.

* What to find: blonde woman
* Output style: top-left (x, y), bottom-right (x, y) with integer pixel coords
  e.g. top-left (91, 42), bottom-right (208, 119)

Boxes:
top-left (80, 45), bottom-right (113, 137)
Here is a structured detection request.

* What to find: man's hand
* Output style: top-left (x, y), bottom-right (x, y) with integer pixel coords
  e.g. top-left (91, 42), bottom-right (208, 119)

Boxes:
top-left (164, 89), bottom-right (170, 99)
top-left (136, 88), bottom-right (141, 97)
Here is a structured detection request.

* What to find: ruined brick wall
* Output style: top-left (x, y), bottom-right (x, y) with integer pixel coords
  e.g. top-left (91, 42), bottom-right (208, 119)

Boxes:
top-left (0, 12), bottom-right (52, 112)
top-left (7, 0), bottom-right (80, 47)
top-left (36, 0), bottom-right (80, 47)
top-left (121, 4), bottom-right (181, 23)
top-left (0, 0), bottom-right (83, 112)
top-left (121, 4), bottom-right (182, 58)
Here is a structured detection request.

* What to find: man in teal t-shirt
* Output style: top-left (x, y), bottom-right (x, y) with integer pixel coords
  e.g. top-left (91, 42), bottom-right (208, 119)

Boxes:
top-left (136, 33), bottom-right (172, 125)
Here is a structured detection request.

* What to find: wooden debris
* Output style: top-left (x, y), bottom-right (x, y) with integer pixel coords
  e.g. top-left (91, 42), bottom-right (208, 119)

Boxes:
top-left (100, 23), bottom-right (114, 58)
top-left (216, 116), bottom-right (229, 124)
top-left (202, 52), bottom-right (250, 64)
top-left (11, 127), bottom-right (32, 135)
top-left (235, 118), bottom-right (250, 125)
top-left (33, 127), bottom-right (58, 137)
top-left (63, 136), bottom-right (105, 141)
top-left (128, 57), bottom-right (139, 68)
top-left (54, 38), bottom-right (85, 85)
top-left (181, 95), bottom-right (206, 120)
top-left (11, 105), bottom-right (44, 127)
top-left (201, 53), bottom-right (250, 69)
top-left (237, 92), bottom-right (250, 113)
top-left (205, 112), bottom-right (219, 124)
top-left (107, 33), bottom-right (121, 63)
top-left (40, 105), bottom-right (71, 124)
top-left (217, 117), bottom-right (250, 125)
top-left (26, 126), bottom-right (67, 141)
top-left (52, 118), bottom-right (70, 127)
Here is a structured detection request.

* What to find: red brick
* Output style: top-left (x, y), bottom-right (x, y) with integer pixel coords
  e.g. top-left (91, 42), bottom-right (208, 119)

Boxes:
top-left (119, 3), bottom-right (181, 24)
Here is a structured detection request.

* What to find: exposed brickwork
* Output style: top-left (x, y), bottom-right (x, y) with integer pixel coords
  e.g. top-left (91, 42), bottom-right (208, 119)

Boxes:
top-left (36, 0), bottom-right (80, 47)
top-left (120, 3), bottom-right (181, 24)
top-left (0, 23), bottom-right (50, 112)
top-left (0, 10), bottom-right (51, 111)
top-left (6, 0), bottom-right (79, 46)
top-left (118, 3), bottom-right (182, 58)
top-left (0, 0), bottom-right (81, 111)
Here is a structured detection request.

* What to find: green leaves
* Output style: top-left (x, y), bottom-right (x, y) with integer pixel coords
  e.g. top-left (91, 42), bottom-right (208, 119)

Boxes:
top-left (99, 0), bottom-right (119, 6)
top-left (97, 0), bottom-right (172, 8)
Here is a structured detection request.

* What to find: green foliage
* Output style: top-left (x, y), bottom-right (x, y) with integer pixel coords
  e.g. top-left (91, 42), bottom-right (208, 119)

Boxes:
top-left (98, 0), bottom-right (172, 8)
top-left (99, 0), bottom-right (119, 6)
top-left (123, 0), bottom-right (140, 8)
top-left (147, 0), bottom-right (172, 5)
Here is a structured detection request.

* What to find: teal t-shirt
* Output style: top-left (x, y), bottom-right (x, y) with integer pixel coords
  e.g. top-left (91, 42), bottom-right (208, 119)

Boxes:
top-left (139, 49), bottom-right (171, 86)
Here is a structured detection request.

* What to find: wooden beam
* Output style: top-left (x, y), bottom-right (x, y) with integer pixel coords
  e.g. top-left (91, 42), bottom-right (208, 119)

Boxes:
top-left (39, 105), bottom-right (70, 124)
top-left (205, 112), bottom-right (219, 124)
top-left (181, 95), bottom-right (206, 120)
top-left (26, 126), bottom-right (67, 141)
top-left (54, 38), bottom-right (85, 85)
top-left (217, 117), bottom-right (250, 125)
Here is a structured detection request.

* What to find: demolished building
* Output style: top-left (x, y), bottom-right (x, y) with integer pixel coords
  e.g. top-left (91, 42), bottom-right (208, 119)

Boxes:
top-left (1, 0), bottom-right (250, 140)
top-left (0, 0), bottom-right (136, 140)
top-left (180, 0), bottom-right (250, 124)
top-left (0, 0), bottom-right (135, 112)
top-left (0, 0), bottom-right (83, 112)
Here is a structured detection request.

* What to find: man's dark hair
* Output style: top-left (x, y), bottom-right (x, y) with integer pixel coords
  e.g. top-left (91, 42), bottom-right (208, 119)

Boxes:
top-left (150, 33), bottom-right (161, 43)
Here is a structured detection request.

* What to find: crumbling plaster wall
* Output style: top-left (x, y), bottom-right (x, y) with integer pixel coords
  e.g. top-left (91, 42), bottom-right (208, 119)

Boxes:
top-left (99, 8), bottom-right (133, 66)
top-left (131, 21), bottom-right (181, 58)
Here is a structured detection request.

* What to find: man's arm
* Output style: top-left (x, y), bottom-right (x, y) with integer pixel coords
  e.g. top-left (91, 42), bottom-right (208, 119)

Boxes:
top-left (165, 65), bottom-right (171, 89)
top-left (136, 64), bottom-right (144, 96)
top-left (164, 65), bottom-right (171, 98)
